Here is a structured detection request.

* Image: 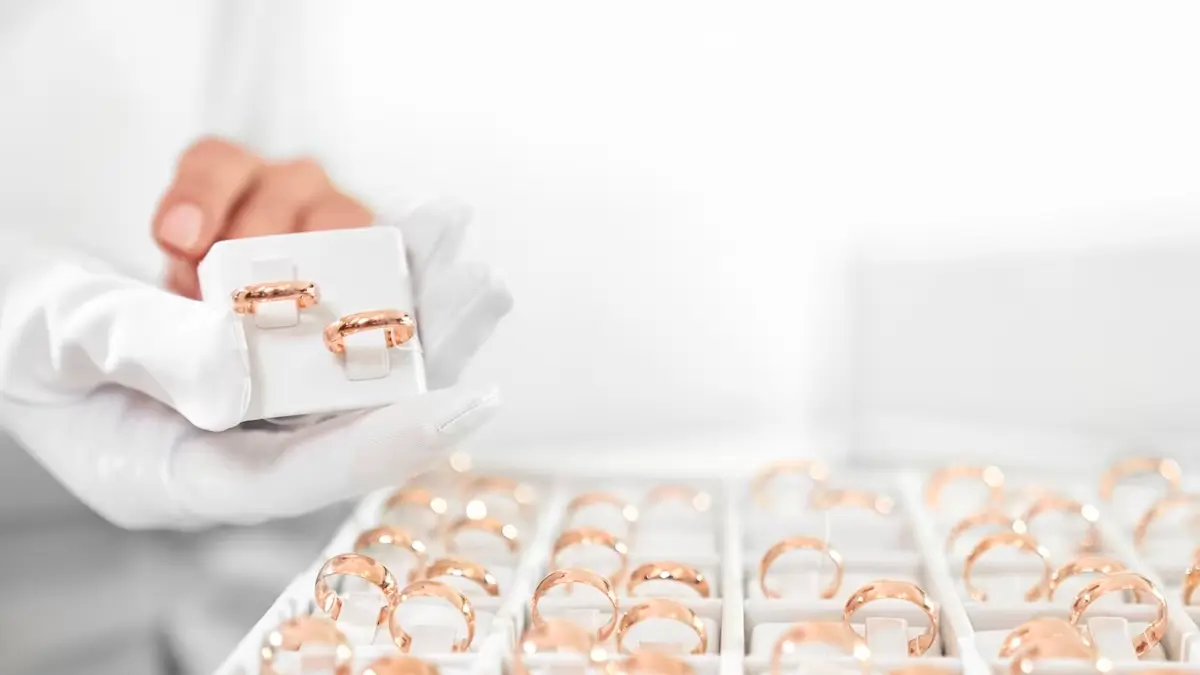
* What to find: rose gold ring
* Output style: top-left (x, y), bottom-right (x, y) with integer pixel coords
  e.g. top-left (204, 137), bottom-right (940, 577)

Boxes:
top-left (1183, 548), bottom-right (1200, 605)
top-left (361, 655), bottom-right (441, 675)
top-left (886, 668), bottom-right (956, 675)
top-left (314, 553), bottom-right (400, 626)
top-left (812, 488), bottom-right (895, 515)
top-left (1046, 555), bottom-right (1127, 601)
top-left (843, 580), bottom-right (939, 656)
top-left (260, 615), bottom-right (353, 675)
top-left (461, 475), bottom-right (537, 521)
top-left (382, 486), bottom-right (449, 529)
top-left (422, 557), bottom-right (501, 597)
top-left (232, 280), bottom-right (319, 315)
top-left (925, 465), bottom-right (1005, 510)
top-left (769, 621), bottom-right (871, 675)
top-left (998, 617), bottom-right (1084, 658)
top-left (353, 527), bottom-right (429, 581)
top-left (758, 536), bottom-right (844, 600)
top-left (565, 492), bottom-right (639, 528)
top-left (642, 484), bottom-right (713, 514)
top-left (1016, 496), bottom-right (1101, 553)
top-left (1008, 631), bottom-right (1096, 675)
top-left (551, 527), bottom-right (630, 588)
top-left (389, 579), bottom-right (475, 653)
top-left (750, 459), bottom-right (830, 509)
top-left (1099, 457), bottom-right (1182, 501)
top-left (627, 561), bottom-right (711, 598)
top-left (944, 510), bottom-right (1018, 555)
top-left (443, 517), bottom-right (520, 555)
top-left (511, 618), bottom-right (596, 675)
top-left (616, 598), bottom-right (708, 655)
top-left (601, 651), bottom-right (695, 675)
top-left (1067, 571), bottom-right (1166, 656)
top-left (1133, 493), bottom-right (1200, 549)
top-left (323, 309), bottom-right (416, 354)
top-left (963, 531), bottom-right (1052, 602)
top-left (531, 568), bottom-right (620, 641)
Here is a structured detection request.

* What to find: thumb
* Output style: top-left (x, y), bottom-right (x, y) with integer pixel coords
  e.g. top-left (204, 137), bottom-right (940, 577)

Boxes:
top-left (172, 384), bottom-right (501, 525)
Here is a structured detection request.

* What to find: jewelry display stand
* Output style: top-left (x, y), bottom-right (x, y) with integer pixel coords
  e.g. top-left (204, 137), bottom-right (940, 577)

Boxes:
top-left (197, 227), bottom-right (425, 422)
top-left (216, 458), bottom-right (1200, 675)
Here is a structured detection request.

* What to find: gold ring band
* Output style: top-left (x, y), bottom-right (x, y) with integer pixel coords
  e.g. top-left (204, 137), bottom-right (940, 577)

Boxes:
top-left (422, 557), bottom-right (501, 597)
top-left (382, 487), bottom-right (449, 528)
top-left (643, 484), bottom-right (712, 514)
top-left (314, 553), bottom-right (400, 626)
top-left (353, 527), bottom-right (429, 581)
top-left (998, 617), bottom-right (1084, 658)
top-left (1007, 631), bottom-right (1095, 675)
top-left (750, 460), bottom-right (830, 510)
top-left (389, 580), bottom-right (475, 653)
top-left (627, 561), bottom-right (711, 599)
top-left (232, 280), bottom-right (320, 315)
top-left (1183, 548), bottom-right (1200, 605)
top-left (616, 598), bottom-right (707, 655)
top-left (565, 492), bottom-right (639, 528)
top-left (323, 309), bottom-right (416, 354)
top-left (1016, 496), bottom-right (1100, 553)
top-left (925, 465), bottom-right (1005, 510)
top-left (443, 517), bottom-right (521, 555)
top-left (511, 618), bottom-right (596, 675)
top-left (1133, 493), bottom-right (1200, 549)
top-left (811, 488), bottom-right (895, 515)
top-left (551, 527), bottom-right (630, 588)
top-left (1099, 457), bottom-right (1182, 501)
top-left (758, 536), bottom-right (844, 600)
top-left (944, 511), bottom-right (1017, 555)
top-left (531, 568), bottom-right (620, 642)
top-left (603, 651), bottom-right (695, 675)
top-left (260, 615), bottom-right (353, 675)
top-left (843, 580), bottom-right (939, 656)
top-left (1046, 555), bottom-right (1126, 601)
top-left (361, 655), bottom-right (440, 675)
top-left (461, 475), bottom-right (537, 521)
top-left (769, 621), bottom-right (870, 675)
top-left (963, 531), bottom-right (1052, 603)
top-left (1067, 571), bottom-right (1166, 656)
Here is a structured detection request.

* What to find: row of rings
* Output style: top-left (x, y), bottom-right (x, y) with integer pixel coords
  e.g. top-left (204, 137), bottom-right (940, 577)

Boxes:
top-left (749, 460), bottom-right (895, 514)
top-left (514, 618), bottom-right (694, 675)
top-left (231, 280), bottom-right (416, 353)
top-left (529, 568), bottom-right (940, 658)
top-left (353, 523), bottom-right (516, 579)
top-left (313, 553), bottom-right (477, 653)
top-left (261, 615), bottom-right (438, 675)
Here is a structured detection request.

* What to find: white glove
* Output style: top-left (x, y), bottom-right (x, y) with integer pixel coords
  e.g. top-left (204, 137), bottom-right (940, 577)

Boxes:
top-left (0, 199), bottom-right (512, 529)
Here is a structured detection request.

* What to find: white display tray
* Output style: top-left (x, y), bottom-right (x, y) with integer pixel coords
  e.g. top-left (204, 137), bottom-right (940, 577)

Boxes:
top-left (215, 459), bottom-right (1200, 675)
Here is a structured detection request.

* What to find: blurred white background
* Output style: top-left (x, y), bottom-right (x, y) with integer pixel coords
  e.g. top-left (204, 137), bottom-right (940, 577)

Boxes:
top-left (3, 1), bottom-right (1200, 672)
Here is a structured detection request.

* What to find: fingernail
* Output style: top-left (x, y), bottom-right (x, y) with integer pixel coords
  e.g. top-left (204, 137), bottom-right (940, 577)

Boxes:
top-left (159, 203), bottom-right (203, 253)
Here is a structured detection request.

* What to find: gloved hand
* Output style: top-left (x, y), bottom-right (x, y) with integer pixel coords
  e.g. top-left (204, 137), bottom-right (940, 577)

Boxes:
top-left (0, 199), bottom-right (512, 530)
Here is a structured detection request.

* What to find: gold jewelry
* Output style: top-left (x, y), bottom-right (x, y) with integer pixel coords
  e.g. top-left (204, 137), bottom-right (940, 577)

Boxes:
top-left (615, 598), bottom-right (707, 655)
top-left (1099, 457), bottom-right (1181, 500)
top-left (314, 553), bottom-right (400, 626)
top-left (962, 532), bottom-right (1052, 602)
top-left (260, 615), bottom-right (353, 675)
top-left (460, 475), bottom-right (537, 521)
top-left (531, 568), bottom-right (620, 641)
top-left (388, 580), bottom-right (475, 653)
top-left (1016, 495), bottom-right (1101, 553)
top-left (1183, 547), bottom-right (1200, 605)
top-left (324, 310), bottom-right (416, 354)
top-left (750, 460), bottom-right (830, 510)
top-left (353, 526), bottom-right (429, 580)
top-left (998, 617), bottom-right (1084, 658)
top-left (642, 484), bottom-right (712, 514)
top-left (769, 621), bottom-right (870, 675)
top-left (925, 465), bottom-right (1004, 510)
top-left (1067, 571), bottom-right (1166, 656)
top-left (944, 510), bottom-right (1017, 555)
top-left (511, 618), bottom-right (596, 675)
top-left (232, 280), bottom-right (320, 315)
top-left (811, 488), bottom-right (895, 515)
top-left (1007, 631), bottom-right (1095, 675)
top-left (758, 536), bottom-right (843, 600)
top-left (601, 651), bottom-right (694, 675)
top-left (626, 561), bottom-right (711, 598)
top-left (422, 557), bottom-right (501, 596)
top-left (1046, 555), bottom-right (1126, 601)
top-left (565, 492), bottom-right (639, 527)
top-left (381, 486), bottom-right (449, 529)
top-left (443, 516), bottom-right (520, 555)
top-left (1133, 493), bottom-right (1200, 549)
top-left (550, 527), bottom-right (630, 588)
top-left (843, 580), bottom-right (939, 656)
top-left (361, 656), bottom-right (440, 675)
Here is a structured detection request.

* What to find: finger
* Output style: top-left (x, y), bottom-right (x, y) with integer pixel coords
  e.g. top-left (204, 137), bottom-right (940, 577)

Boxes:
top-left (153, 136), bottom-right (261, 260)
top-left (417, 262), bottom-right (514, 388)
top-left (391, 198), bottom-right (473, 294)
top-left (300, 191), bottom-right (374, 232)
top-left (164, 256), bottom-right (200, 299)
top-left (224, 159), bottom-right (332, 240)
top-left (171, 385), bottom-right (501, 525)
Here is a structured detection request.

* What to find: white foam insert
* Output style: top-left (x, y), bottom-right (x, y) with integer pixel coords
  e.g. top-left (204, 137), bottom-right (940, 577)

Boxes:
top-left (198, 227), bottom-right (425, 421)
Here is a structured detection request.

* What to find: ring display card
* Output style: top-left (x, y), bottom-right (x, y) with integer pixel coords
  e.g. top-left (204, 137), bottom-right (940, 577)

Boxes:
top-left (216, 459), bottom-right (1200, 675)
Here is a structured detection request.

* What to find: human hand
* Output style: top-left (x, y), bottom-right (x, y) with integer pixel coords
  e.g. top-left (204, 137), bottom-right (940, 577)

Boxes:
top-left (0, 140), bottom-right (512, 529)
top-left (152, 137), bottom-right (375, 299)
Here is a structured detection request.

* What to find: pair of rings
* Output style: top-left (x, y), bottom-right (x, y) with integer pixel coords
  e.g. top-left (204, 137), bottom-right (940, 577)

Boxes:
top-left (378, 486), bottom-right (523, 556)
top-left (232, 280), bottom-right (416, 354)
top-left (260, 615), bottom-right (439, 675)
top-left (351, 526), bottom-right (503, 596)
top-left (768, 579), bottom-right (939, 671)
top-left (512, 619), bottom-right (695, 675)
top-left (946, 498), bottom-right (1101, 558)
top-left (314, 553), bottom-right (477, 653)
top-left (750, 461), bottom-right (895, 515)
top-left (529, 568), bottom-right (709, 654)
top-left (563, 485), bottom-right (712, 534)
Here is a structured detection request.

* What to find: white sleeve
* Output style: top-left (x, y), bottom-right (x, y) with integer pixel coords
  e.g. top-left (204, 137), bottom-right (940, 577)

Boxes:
top-left (0, 231), bottom-right (250, 431)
